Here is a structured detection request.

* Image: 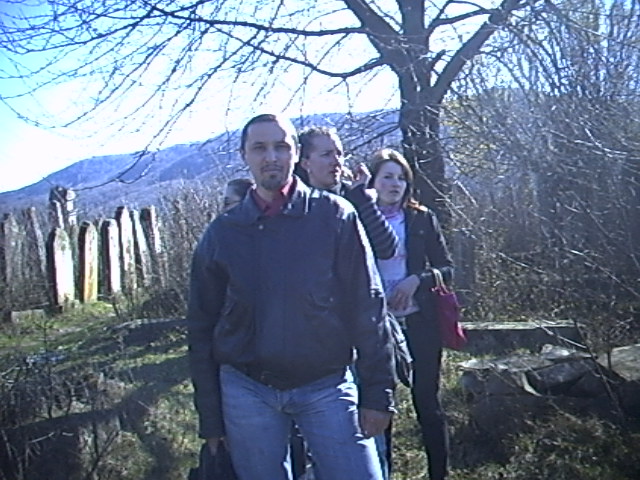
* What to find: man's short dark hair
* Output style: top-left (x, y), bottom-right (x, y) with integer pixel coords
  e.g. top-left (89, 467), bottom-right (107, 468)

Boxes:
top-left (226, 178), bottom-right (254, 198)
top-left (298, 126), bottom-right (339, 160)
top-left (239, 114), bottom-right (298, 151)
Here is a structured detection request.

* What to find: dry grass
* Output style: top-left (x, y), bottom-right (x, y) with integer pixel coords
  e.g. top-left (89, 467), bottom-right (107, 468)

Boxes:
top-left (1, 307), bottom-right (639, 479)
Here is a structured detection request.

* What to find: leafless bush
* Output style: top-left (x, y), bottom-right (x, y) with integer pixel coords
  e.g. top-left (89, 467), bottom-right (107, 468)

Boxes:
top-left (0, 353), bottom-right (122, 480)
top-left (444, 3), bottom-right (640, 350)
top-left (139, 177), bottom-right (228, 319)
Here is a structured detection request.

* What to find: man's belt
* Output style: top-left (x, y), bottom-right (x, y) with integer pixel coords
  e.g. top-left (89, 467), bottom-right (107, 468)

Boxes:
top-left (230, 364), bottom-right (343, 391)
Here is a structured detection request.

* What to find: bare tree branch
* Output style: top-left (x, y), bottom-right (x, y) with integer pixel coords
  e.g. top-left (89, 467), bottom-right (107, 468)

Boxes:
top-left (0, 0), bottom-right (546, 201)
top-left (434, 0), bottom-right (528, 102)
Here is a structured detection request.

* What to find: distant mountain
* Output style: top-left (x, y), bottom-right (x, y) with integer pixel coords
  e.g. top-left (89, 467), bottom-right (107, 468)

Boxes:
top-left (0, 132), bottom-right (240, 214)
top-left (0, 110), bottom-right (400, 217)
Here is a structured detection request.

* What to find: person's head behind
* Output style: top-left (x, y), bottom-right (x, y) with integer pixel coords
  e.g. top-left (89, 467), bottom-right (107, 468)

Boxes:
top-left (297, 126), bottom-right (344, 190)
top-left (239, 114), bottom-right (299, 195)
top-left (369, 148), bottom-right (416, 208)
top-left (223, 178), bottom-right (253, 212)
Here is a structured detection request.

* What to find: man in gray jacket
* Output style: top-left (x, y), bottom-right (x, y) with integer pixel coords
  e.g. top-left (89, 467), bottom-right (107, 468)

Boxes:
top-left (187, 113), bottom-right (395, 480)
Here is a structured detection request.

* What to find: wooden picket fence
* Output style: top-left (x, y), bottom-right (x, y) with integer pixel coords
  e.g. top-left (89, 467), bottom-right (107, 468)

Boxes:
top-left (0, 187), bottom-right (167, 319)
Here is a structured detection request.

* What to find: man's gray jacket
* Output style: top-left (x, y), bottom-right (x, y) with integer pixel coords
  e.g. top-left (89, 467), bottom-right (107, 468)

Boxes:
top-left (187, 177), bottom-right (396, 439)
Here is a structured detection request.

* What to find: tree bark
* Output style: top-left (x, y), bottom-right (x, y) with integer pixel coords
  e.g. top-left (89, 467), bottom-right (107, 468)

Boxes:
top-left (397, 71), bottom-right (449, 224)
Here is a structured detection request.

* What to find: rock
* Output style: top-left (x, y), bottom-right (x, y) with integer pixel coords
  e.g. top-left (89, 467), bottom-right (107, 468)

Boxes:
top-left (459, 342), bottom-right (639, 424)
top-left (456, 342), bottom-right (640, 467)
top-left (568, 368), bottom-right (617, 398)
top-left (461, 320), bottom-right (583, 355)
top-left (460, 351), bottom-right (554, 398)
top-left (526, 359), bottom-right (596, 395)
top-left (110, 317), bottom-right (185, 347)
top-left (3, 308), bottom-right (47, 323)
top-left (617, 380), bottom-right (640, 419)
top-left (470, 395), bottom-right (552, 433)
top-left (598, 344), bottom-right (640, 381)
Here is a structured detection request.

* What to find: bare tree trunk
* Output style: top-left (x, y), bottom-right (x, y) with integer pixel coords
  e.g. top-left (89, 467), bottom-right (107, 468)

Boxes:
top-left (397, 68), bottom-right (449, 225)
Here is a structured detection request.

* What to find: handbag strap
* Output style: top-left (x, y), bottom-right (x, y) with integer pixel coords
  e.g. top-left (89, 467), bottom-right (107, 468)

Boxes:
top-left (431, 268), bottom-right (445, 289)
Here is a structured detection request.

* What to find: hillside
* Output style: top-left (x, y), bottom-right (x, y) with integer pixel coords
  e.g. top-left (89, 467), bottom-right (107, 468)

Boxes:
top-left (0, 110), bottom-right (401, 217)
top-left (0, 136), bottom-right (243, 218)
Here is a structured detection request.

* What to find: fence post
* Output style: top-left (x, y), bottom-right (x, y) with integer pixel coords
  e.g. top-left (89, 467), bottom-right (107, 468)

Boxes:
top-left (3, 195), bottom-right (173, 314)
top-left (453, 229), bottom-right (476, 307)
top-left (78, 221), bottom-right (98, 303)
top-left (47, 227), bottom-right (76, 311)
top-left (140, 206), bottom-right (167, 288)
top-left (100, 219), bottom-right (121, 297)
top-left (0, 213), bottom-right (21, 314)
top-left (22, 207), bottom-right (50, 308)
top-left (49, 186), bottom-right (77, 231)
top-left (130, 209), bottom-right (153, 288)
top-left (115, 206), bottom-right (137, 294)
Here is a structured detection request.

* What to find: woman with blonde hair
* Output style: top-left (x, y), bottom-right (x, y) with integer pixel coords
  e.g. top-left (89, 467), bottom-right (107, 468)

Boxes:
top-left (369, 148), bottom-right (454, 480)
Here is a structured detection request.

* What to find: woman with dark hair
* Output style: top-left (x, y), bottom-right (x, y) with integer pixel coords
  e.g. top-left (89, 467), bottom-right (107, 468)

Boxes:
top-left (222, 178), bottom-right (253, 212)
top-left (369, 148), bottom-right (454, 480)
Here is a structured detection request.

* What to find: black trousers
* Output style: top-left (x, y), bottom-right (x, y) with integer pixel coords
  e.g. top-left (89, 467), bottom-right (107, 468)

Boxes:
top-left (405, 311), bottom-right (449, 480)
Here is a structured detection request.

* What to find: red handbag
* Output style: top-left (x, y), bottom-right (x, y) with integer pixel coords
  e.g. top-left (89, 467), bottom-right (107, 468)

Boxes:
top-left (431, 269), bottom-right (467, 350)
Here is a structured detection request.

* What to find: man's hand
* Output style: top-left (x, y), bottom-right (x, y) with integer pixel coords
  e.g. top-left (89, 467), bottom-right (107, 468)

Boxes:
top-left (341, 164), bottom-right (354, 183)
top-left (207, 437), bottom-right (225, 455)
top-left (351, 162), bottom-right (372, 188)
top-left (359, 408), bottom-right (392, 438)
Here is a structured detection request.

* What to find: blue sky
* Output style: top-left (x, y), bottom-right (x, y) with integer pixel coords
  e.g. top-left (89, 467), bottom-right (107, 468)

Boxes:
top-left (0, 93), bottom-right (240, 193)
top-left (0, 105), bottom-right (144, 193)
top-left (0, 70), bottom-right (397, 193)
top-left (0, 0), bottom-right (485, 193)
top-left (0, 1), bottom-right (395, 193)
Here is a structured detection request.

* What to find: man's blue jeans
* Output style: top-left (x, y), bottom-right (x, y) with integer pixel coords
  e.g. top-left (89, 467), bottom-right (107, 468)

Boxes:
top-left (220, 364), bottom-right (384, 480)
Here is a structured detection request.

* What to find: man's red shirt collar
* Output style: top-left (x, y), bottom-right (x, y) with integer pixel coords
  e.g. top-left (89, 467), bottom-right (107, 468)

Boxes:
top-left (250, 177), bottom-right (295, 217)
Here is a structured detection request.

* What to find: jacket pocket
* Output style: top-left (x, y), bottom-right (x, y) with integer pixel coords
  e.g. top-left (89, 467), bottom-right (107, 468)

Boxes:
top-left (304, 290), bottom-right (349, 351)
top-left (213, 298), bottom-right (255, 364)
top-left (308, 290), bottom-right (336, 310)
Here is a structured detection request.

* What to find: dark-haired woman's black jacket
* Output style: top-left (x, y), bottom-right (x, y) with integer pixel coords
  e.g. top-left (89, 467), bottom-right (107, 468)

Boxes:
top-left (404, 206), bottom-right (454, 316)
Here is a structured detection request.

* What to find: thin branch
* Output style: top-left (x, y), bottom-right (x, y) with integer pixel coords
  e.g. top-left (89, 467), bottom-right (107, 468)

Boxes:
top-left (434, 0), bottom-right (529, 102)
top-left (149, 3), bottom-right (365, 37)
top-left (216, 26), bottom-right (385, 78)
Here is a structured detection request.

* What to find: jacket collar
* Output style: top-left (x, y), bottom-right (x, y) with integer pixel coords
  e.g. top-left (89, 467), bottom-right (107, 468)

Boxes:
top-left (227, 175), bottom-right (314, 225)
top-left (404, 205), bottom-right (420, 232)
